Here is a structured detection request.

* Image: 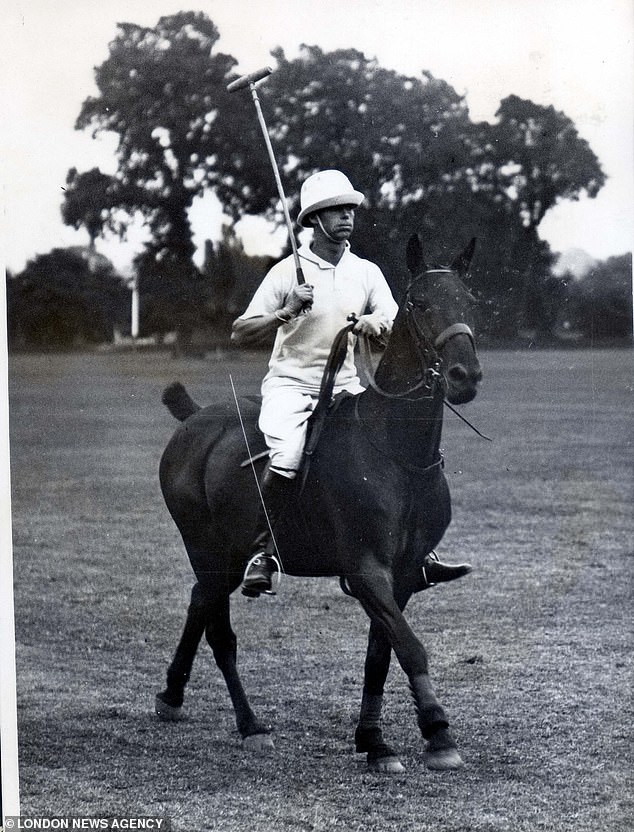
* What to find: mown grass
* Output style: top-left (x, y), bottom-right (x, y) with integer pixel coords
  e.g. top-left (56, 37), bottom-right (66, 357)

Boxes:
top-left (8, 346), bottom-right (633, 831)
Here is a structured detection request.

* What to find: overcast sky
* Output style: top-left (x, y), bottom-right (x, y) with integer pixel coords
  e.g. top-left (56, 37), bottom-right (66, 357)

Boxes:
top-left (1, 0), bottom-right (633, 275)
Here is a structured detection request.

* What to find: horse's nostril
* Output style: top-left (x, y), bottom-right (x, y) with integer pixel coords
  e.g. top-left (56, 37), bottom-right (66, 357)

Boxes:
top-left (448, 365), bottom-right (468, 383)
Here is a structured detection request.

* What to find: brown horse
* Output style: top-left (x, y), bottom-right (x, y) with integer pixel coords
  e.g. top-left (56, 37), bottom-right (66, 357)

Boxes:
top-left (156, 233), bottom-right (482, 772)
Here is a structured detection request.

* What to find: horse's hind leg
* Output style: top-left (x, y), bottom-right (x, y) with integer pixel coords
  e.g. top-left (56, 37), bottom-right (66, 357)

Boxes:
top-left (156, 578), bottom-right (273, 749)
top-left (155, 581), bottom-right (208, 721)
top-left (204, 591), bottom-right (274, 751)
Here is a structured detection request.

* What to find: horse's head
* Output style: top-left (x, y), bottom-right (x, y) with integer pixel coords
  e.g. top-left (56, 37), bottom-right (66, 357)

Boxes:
top-left (404, 234), bottom-right (482, 405)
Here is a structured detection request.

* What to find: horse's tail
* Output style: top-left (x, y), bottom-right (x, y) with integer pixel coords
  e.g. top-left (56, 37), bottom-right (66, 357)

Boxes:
top-left (162, 382), bottom-right (201, 422)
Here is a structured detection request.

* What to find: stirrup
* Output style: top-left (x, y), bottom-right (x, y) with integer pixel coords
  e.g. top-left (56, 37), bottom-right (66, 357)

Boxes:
top-left (421, 550), bottom-right (440, 587)
top-left (241, 552), bottom-right (282, 597)
top-left (339, 576), bottom-right (355, 597)
top-left (421, 550), bottom-right (472, 588)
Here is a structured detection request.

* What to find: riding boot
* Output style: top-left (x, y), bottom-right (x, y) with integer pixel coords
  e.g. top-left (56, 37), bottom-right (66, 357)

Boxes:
top-left (419, 551), bottom-right (472, 589)
top-left (241, 469), bottom-right (294, 598)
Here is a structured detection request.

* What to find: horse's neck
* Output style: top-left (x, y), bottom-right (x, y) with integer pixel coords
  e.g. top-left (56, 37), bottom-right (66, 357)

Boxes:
top-left (358, 316), bottom-right (444, 467)
top-left (373, 312), bottom-right (421, 394)
top-left (357, 388), bottom-right (444, 470)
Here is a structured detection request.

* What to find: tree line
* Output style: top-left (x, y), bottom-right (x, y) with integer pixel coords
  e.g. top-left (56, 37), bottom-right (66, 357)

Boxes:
top-left (6, 11), bottom-right (632, 347)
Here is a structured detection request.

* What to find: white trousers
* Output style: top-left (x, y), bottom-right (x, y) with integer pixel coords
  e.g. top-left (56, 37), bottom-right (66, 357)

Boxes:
top-left (259, 377), bottom-right (364, 478)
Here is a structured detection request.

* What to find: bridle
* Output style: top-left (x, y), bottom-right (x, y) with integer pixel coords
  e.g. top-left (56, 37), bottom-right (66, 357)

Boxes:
top-left (302, 269), bottom-right (481, 487)
top-left (359, 269), bottom-right (475, 402)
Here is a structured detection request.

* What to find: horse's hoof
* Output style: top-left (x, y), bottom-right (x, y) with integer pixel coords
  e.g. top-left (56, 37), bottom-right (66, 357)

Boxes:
top-left (154, 695), bottom-right (185, 722)
top-left (243, 732), bottom-right (276, 752)
top-left (423, 747), bottom-right (464, 770)
top-left (368, 755), bottom-right (405, 774)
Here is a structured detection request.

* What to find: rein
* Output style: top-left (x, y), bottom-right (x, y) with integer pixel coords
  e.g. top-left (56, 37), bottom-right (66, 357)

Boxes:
top-left (300, 273), bottom-right (487, 489)
top-left (357, 327), bottom-right (490, 442)
top-left (357, 313), bottom-right (474, 402)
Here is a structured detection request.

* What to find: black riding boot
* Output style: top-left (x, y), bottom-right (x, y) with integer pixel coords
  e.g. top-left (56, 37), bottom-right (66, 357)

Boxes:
top-left (241, 469), bottom-right (293, 598)
top-left (419, 551), bottom-right (472, 589)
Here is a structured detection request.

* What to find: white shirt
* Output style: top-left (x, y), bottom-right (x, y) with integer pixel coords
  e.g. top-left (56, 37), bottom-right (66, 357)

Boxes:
top-left (239, 242), bottom-right (399, 390)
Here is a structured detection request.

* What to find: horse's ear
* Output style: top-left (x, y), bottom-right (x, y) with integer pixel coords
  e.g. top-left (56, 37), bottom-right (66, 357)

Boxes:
top-left (406, 233), bottom-right (428, 275)
top-left (451, 237), bottom-right (477, 276)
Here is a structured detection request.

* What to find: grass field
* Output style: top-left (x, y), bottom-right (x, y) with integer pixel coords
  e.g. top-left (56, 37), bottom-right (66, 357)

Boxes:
top-left (7, 346), bottom-right (633, 831)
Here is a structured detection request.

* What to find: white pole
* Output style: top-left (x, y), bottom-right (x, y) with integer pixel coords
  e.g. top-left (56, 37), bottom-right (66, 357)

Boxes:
top-left (131, 273), bottom-right (139, 339)
top-left (0, 278), bottom-right (20, 819)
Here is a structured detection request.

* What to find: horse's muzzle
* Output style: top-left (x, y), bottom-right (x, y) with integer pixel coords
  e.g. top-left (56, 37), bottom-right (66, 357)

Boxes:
top-left (445, 362), bottom-right (482, 404)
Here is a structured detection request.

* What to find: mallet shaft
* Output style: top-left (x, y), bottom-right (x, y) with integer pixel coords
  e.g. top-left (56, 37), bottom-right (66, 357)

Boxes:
top-left (226, 66), bottom-right (309, 301)
top-left (249, 88), bottom-right (304, 284)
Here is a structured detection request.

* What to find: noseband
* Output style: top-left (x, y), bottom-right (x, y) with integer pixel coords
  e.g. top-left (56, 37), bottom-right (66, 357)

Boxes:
top-left (433, 322), bottom-right (475, 351)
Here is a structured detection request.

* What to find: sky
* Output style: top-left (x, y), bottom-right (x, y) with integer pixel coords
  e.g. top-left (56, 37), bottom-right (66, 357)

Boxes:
top-left (1, 0), bottom-right (633, 277)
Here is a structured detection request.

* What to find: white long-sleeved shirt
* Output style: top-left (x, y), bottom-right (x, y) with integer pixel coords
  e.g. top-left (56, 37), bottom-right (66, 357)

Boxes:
top-left (239, 242), bottom-right (398, 390)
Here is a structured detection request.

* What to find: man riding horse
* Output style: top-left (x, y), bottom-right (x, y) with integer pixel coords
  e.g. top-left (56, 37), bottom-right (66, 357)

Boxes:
top-left (231, 169), bottom-right (472, 596)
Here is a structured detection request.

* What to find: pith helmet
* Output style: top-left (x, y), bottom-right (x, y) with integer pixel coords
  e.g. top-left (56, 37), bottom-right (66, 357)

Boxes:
top-left (297, 170), bottom-right (365, 227)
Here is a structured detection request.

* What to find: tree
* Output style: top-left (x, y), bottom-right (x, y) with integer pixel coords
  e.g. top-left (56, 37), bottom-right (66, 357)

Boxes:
top-left (569, 254), bottom-right (633, 340)
top-left (61, 167), bottom-right (117, 249)
top-left (72, 27), bottom-right (607, 339)
top-left (231, 48), bottom-right (605, 337)
top-left (202, 225), bottom-right (273, 328)
top-left (467, 96), bottom-right (606, 335)
top-left (74, 12), bottom-right (255, 273)
top-left (7, 248), bottom-right (128, 348)
top-left (489, 96), bottom-right (605, 229)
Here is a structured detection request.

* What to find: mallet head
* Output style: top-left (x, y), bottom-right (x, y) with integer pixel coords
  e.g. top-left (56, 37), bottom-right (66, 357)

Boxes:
top-left (227, 66), bottom-right (272, 93)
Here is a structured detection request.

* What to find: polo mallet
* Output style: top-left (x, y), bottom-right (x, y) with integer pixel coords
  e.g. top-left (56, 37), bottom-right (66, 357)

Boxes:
top-left (227, 67), bottom-right (309, 300)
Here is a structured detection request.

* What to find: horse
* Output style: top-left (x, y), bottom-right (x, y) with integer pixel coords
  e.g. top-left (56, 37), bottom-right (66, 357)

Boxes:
top-left (156, 233), bottom-right (483, 773)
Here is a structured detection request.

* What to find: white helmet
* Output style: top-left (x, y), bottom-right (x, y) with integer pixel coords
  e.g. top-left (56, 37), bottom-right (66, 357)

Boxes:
top-left (297, 170), bottom-right (365, 227)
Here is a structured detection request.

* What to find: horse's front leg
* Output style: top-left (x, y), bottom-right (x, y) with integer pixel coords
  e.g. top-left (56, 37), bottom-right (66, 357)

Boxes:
top-left (356, 618), bottom-right (404, 773)
top-left (347, 562), bottom-right (463, 771)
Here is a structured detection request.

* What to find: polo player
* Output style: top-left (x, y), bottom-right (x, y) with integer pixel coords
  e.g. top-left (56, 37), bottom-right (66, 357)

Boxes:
top-left (231, 170), bottom-right (471, 596)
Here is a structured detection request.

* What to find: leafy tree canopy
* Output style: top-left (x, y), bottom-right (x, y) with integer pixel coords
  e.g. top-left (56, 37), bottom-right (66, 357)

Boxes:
top-left (486, 95), bottom-right (606, 228)
top-left (569, 253), bottom-right (633, 339)
top-left (62, 167), bottom-right (117, 247)
top-left (75, 12), bottom-right (256, 268)
top-left (7, 248), bottom-right (128, 347)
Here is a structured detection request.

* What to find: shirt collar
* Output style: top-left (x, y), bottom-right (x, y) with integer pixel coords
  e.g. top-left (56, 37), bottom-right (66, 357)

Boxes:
top-left (298, 241), bottom-right (351, 270)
